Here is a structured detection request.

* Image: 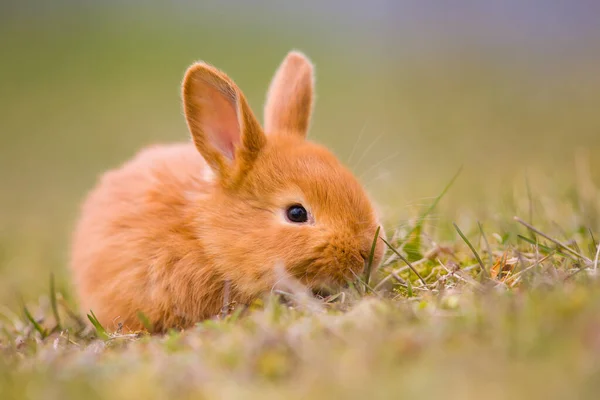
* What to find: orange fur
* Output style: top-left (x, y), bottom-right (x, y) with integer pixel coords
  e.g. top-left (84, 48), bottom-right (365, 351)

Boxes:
top-left (70, 51), bottom-right (385, 332)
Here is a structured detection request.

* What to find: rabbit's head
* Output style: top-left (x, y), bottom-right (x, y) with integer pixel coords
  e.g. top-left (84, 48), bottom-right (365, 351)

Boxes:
top-left (183, 51), bottom-right (385, 297)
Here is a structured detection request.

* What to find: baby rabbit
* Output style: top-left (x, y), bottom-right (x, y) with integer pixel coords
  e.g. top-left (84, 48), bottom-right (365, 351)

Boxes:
top-left (70, 51), bottom-right (385, 332)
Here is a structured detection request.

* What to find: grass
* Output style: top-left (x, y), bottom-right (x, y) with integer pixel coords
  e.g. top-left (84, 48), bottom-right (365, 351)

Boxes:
top-left (2, 177), bottom-right (600, 399)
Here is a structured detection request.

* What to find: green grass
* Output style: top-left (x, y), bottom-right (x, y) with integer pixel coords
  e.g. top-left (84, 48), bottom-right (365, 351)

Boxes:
top-left (2, 182), bottom-right (600, 399)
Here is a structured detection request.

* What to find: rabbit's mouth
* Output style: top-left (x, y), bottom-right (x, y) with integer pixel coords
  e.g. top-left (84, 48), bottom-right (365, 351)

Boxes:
top-left (309, 277), bottom-right (353, 299)
top-left (310, 279), bottom-right (359, 301)
top-left (311, 286), bottom-right (335, 298)
top-left (288, 258), bottom-right (362, 297)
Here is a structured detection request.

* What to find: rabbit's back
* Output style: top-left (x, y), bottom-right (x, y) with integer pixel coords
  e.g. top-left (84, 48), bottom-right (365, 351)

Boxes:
top-left (70, 143), bottom-right (218, 331)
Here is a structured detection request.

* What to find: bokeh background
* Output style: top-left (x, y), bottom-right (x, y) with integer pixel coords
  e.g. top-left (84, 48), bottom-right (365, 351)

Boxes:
top-left (1, 0), bottom-right (600, 306)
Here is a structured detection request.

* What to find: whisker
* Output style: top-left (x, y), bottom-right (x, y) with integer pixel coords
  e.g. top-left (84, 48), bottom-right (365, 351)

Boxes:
top-left (353, 131), bottom-right (384, 171)
top-left (347, 120), bottom-right (368, 165)
top-left (358, 152), bottom-right (400, 181)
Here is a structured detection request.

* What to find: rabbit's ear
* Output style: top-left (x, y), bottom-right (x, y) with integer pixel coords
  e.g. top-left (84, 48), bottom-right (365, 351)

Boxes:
top-left (264, 51), bottom-right (314, 139)
top-left (183, 63), bottom-right (265, 184)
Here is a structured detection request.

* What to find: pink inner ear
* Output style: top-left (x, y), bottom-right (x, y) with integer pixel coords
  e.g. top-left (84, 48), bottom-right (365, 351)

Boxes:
top-left (201, 83), bottom-right (241, 160)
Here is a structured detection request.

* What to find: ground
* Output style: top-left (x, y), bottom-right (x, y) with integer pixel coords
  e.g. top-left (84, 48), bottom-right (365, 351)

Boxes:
top-left (2, 176), bottom-right (600, 399)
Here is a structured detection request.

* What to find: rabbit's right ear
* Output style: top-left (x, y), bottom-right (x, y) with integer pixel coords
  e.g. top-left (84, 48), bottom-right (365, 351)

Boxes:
top-left (183, 63), bottom-right (265, 185)
top-left (264, 51), bottom-right (314, 139)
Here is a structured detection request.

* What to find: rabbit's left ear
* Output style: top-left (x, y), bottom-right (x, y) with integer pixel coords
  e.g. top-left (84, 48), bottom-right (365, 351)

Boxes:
top-left (264, 51), bottom-right (314, 139)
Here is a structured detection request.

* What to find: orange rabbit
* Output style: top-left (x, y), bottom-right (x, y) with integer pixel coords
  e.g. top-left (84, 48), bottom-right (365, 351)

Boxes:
top-left (70, 51), bottom-right (385, 332)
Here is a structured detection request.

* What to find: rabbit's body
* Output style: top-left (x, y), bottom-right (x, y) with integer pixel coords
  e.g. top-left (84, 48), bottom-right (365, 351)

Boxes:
top-left (70, 52), bottom-right (385, 332)
top-left (71, 143), bottom-right (220, 331)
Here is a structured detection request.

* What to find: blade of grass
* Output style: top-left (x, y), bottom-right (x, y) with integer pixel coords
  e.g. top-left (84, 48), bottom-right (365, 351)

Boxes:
top-left (390, 271), bottom-right (407, 286)
top-left (24, 306), bottom-right (47, 338)
top-left (49, 273), bottom-right (61, 330)
top-left (589, 228), bottom-right (598, 250)
top-left (453, 223), bottom-right (488, 277)
top-left (594, 241), bottom-right (600, 271)
top-left (525, 174), bottom-right (533, 225)
top-left (87, 310), bottom-right (109, 340)
top-left (58, 297), bottom-right (86, 331)
top-left (136, 311), bottom-right (154, 333)
top-left (589, 228), bottom-right (598, 260)
top-left (517, 234), bottom-right (560, 255)
top-left (364, 226), bottom-right (381, 286)
top-left (383, 166), bottom-right (463, 266)
top-left (346, 281), bottom-right (363, 298)
top-left (409, 165), bottom-right (463, 237)
top-left (350, 268), bottom-right (381, 297)
top-left (402, 166), bottom-right (463, 252)
top-left (380, 237), bottom-right (428, 288)
top-left (477, 221), bottom-right (493, 266)
top-left (514, 216), bottom-right (592, 264)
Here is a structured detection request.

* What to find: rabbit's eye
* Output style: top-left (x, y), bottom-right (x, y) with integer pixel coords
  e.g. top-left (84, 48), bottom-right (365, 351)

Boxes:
top-left (286, 204), bottom-right (308, 223)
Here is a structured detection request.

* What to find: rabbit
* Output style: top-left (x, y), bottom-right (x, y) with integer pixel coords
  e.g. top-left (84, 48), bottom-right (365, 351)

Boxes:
top-left (70, 51), bottom-right (386, 332)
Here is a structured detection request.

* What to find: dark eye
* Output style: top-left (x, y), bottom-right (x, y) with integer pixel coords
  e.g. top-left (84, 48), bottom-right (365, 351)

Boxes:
top-left (286, 204), bottom-right (308, 223)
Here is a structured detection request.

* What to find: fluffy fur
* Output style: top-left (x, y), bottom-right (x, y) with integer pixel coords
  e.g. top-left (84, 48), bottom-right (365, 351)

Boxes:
top-left (70, 51), bottom-right (385, 332)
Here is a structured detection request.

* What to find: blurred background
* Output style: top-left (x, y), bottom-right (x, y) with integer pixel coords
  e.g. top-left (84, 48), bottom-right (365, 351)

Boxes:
top-left (1, 0), bottom-right (600, 305)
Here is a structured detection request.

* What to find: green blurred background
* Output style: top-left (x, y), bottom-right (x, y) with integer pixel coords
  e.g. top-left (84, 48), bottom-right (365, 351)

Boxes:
top-left (1, 1), bottom-right (600, 305)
